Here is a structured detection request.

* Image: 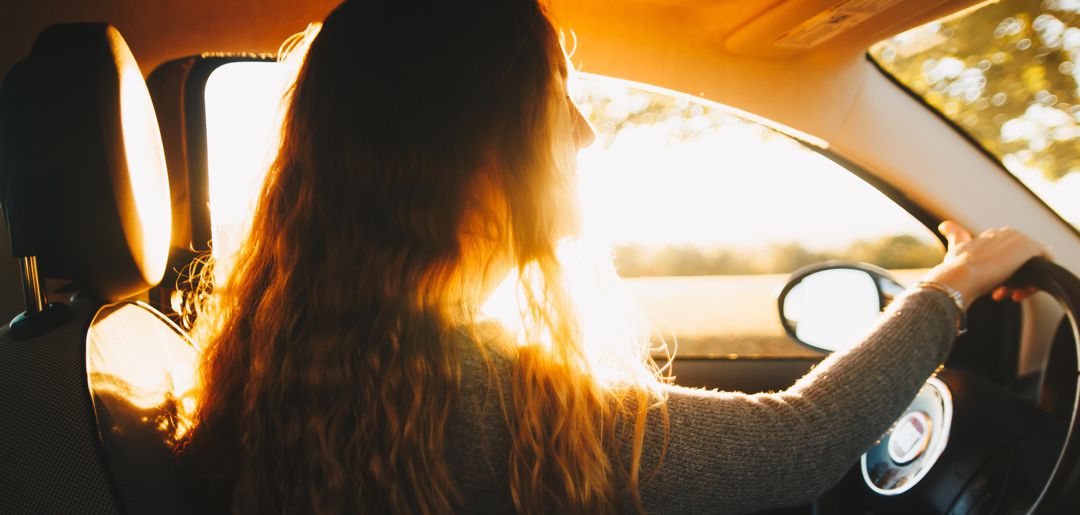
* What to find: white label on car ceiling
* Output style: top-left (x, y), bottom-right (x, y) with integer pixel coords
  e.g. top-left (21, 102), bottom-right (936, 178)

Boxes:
top-left (773, 0), bottom-right (902, 49)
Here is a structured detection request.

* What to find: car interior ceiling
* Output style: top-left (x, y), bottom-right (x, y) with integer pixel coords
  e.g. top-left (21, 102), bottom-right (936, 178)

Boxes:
top-left (0, 0), bottom-right (992, 158)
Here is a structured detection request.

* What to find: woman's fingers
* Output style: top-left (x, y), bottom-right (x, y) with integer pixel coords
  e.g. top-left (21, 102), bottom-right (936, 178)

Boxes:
top-left (991, 286), bottom-right (1039, 302)
top-left (926, 221), bottom-right (1054, 304)
top-left (938, 220), bottom-right (972, 250)
top-left (1013, 288), bottom-right (1038, 302)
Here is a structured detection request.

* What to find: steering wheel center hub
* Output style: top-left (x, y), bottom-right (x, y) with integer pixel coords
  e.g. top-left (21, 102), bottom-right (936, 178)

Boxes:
top-left (888, 411), bottom-right (933, 464)
top-left (862, 377), bottom-right (953, 496)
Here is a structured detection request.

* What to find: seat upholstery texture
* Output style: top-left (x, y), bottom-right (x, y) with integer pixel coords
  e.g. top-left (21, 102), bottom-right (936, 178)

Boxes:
top-left (0, 297), bottom-right (121, 514)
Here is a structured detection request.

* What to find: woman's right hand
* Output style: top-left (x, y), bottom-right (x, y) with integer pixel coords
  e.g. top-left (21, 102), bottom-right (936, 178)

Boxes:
top-left (921, 221), bottom-right (1053, 309)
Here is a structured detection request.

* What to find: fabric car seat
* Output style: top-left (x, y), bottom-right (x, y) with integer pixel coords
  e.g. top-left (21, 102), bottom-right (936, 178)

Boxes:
top-left (0, 24), bottom-right (196, 514)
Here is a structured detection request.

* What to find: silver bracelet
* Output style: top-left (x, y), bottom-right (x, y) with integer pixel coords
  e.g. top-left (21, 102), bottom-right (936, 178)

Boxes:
top-left (916, 281), bottom-right (967, 336)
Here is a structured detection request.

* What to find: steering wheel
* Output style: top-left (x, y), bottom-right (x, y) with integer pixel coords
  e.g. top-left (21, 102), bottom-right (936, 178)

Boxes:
top-left (809, 258), bottom-right (1080, 514)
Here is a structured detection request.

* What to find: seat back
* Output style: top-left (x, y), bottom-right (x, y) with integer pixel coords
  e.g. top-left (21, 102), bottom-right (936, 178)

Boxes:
top-left (87, 301), bottom-right (197, 514)
top-left (0, 23), bottom-right (195, 514)
top-left (0, 298), bottom-right (121, 514)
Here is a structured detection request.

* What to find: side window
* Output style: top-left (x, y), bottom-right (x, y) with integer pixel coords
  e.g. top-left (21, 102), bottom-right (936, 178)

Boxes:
top-left (201, 62), bottom-right (943, 358)
top-left (570, 75), bottom-right (944, 358)
top-left (204, 60), bottom-right (292, 286)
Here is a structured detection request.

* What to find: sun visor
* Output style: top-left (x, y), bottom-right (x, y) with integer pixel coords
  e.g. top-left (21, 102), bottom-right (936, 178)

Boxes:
top-left (724, 0), bottom-right (984, 58)
top-left (0, 24), bottom-right (171, 302)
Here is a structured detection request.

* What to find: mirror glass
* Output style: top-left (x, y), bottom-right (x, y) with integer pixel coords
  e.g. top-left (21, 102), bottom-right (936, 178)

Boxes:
top-left (781, 268), bottom-right (883, 352)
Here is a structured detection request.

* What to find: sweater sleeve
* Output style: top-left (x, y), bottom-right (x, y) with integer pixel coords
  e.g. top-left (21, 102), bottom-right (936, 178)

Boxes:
top-left (629, 287), bottom-right (959, 514)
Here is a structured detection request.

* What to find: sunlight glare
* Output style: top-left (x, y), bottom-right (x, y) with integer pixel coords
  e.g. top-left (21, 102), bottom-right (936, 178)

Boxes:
top-left (204, 62), bottom-right (292, 283)
top-left (119, 60), bottom-right (171, 282)
top-left (480, 238), bottom-right (660, 389)
top-left (87, 303), bottom-right (198, 438)
top-left (1004, 153), bottom-right (1080, 225)
top-left (574, 105), bottom-right (932, 251)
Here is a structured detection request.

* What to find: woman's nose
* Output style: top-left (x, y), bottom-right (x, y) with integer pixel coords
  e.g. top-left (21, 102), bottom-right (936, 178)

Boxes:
top-left (570, 103), bottom-right (596, 149)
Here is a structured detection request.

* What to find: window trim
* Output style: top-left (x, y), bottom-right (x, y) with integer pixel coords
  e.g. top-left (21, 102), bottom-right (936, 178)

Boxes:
top-left (167, 54), bottom-right (276, 252)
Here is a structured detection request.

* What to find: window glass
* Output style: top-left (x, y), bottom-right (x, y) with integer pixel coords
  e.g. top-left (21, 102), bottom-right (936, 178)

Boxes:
top-left (203, 63), bottom-right (942, 358)
top-left (570, 76), bottom-right (941, 358)
top-left (870, 0), bottom-right (1080, 229)
top-left (204, 61), bottom-right (291, 286)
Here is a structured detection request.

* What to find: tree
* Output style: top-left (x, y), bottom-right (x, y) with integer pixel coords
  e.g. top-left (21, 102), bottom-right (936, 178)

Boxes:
top-left (872, 0), bottom-right (1079, 181)
top-left (848, 235), bottom-right (943, 270)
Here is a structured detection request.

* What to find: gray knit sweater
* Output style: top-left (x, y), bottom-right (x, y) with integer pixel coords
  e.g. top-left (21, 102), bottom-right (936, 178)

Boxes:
top-left (445, 287), bottom-right (958, 514)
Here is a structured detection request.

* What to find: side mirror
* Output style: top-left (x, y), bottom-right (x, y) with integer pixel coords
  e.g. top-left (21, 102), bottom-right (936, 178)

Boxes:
top-left (777, 262), bottom-right (906, 353)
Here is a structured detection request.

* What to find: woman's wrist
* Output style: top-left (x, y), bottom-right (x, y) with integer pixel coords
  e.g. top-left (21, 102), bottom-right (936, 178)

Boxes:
top-left (915, 280), bottom-right (968, 336)
top-left (921, 263), bottom-right (977, 310)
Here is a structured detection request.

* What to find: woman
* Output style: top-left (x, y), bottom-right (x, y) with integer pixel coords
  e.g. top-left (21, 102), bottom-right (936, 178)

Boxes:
top-left (180, 0), bottom-right (1051, 513)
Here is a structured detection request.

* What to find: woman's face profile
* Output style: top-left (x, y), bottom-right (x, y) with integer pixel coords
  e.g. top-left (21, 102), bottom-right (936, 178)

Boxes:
top-left (546, 93), bottom-right (595, 241)
top-left (569, 97), bottom-right (596, 150)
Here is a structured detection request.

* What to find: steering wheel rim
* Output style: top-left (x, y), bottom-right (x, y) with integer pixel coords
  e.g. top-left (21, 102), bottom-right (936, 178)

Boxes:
top-left (1008, 257), bottom-right (1080, 514)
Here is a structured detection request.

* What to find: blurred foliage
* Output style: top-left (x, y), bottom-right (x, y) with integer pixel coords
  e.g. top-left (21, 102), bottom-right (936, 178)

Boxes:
top-left (613, 234), bottom-right (943, 277)
top-left (847, 234), bottom-right (945, 270)
top-left (871, 0), bottom-right (1079, 181)
top-left (569, 79), bottom-right (793, 148)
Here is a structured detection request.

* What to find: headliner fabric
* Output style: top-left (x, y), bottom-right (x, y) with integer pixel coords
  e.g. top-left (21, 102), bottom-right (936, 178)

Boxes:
top-left (0, 298), bottom-right (122, 515)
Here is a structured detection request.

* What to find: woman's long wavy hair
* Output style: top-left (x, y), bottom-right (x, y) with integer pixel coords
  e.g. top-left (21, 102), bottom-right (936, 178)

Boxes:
top-left (183, 1), bottom-right (668, 513)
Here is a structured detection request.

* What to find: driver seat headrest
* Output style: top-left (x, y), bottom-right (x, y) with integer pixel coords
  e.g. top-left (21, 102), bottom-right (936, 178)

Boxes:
top-left (0, 23), bottom-right (171, 302)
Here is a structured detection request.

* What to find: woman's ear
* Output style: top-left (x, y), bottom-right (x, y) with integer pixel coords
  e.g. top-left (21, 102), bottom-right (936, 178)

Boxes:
top-left (569, 100), bottom-right (595, 149)
top-left (462, 158), bottom-right (510, 245)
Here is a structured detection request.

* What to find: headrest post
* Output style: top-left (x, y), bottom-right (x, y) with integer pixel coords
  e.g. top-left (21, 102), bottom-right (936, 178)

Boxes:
top-left (18, 256), bottom-right (46, 314)
top-left (9, 255), bottom-right (69, 340)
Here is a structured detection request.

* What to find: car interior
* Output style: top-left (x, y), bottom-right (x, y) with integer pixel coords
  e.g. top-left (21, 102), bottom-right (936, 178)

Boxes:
top-left (2, 0), bottom-right (1080, 513)
top-left (0, 23), bottom-right (195, 514)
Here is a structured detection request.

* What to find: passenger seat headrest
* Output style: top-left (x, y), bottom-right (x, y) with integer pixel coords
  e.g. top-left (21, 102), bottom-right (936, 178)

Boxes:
top-left (0, 24), bottom-right (171, 302)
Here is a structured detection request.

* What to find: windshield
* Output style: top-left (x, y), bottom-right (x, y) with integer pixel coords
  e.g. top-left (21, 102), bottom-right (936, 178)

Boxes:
top-left (870, 0), bottom-right (1079, 229)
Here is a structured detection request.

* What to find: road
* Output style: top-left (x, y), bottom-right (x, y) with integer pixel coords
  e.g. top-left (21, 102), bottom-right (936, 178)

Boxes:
top-left (623, 269), bottom-right (928, 358)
